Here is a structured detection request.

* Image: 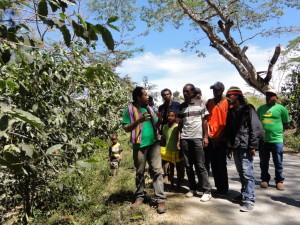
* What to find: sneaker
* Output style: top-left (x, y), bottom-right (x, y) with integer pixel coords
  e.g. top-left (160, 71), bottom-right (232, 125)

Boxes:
top-left (276, 182), bottom-right (284, 191)
top-left (200, 193), bottom-right (212, 202)
top-left (130, 198), bottom-right (143, 208)
top-left (185, 190), bottom-right (196, 197)
top-left (232, 194), bottom-right (243, 203)
top-left (240, 201), bottom-right (254, 212)
top-left (157, 202), bottom-right (167, 214)
top-left (260, 181), bottom-right (269, 188)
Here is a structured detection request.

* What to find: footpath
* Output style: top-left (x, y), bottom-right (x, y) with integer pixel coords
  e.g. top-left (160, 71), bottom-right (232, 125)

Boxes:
top-left (148, 151), bottom-right (300, 225)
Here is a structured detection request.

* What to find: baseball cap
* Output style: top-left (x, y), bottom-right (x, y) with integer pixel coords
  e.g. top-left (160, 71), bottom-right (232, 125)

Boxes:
top-left (265, 88), bottom-right (277, 96)
top-left (210, 82), bottom-right (225, 90)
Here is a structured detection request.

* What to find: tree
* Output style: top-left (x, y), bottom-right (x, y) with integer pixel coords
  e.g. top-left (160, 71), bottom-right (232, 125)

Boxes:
top-left (0, 0), bottom-right (116, 63)
top-left (138, 0), bottom-right (300, 93)
top-left (0, 1), bottom-right (133, 223)
top-left (281, 37), bottom-right (300, 132)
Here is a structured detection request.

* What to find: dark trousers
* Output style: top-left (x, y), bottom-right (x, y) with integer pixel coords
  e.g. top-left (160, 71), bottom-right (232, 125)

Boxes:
top-left (208, 141), bottom-right (229, 193)
top-left (181, 138), bottom-right (211, 192)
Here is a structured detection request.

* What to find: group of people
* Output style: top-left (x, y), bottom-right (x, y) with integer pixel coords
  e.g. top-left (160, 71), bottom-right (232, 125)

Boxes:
top-left (117, 82), bottom-right (289, 214)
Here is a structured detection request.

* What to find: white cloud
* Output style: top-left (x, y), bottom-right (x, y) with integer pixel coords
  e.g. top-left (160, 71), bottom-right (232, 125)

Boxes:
top-left (116, 45), bottom-right (279, 102)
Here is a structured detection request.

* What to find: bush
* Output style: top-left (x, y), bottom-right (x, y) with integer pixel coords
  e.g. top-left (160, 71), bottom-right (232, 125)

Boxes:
top-left (284, 129), bottom-right (300, 151)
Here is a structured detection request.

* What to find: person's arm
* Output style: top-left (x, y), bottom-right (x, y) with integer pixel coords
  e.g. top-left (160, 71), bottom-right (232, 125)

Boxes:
top-left (202, 114), bottom-right (209, 148)
top-left (249, 106), bottom-right (262, 156)
top-left (177, 119), bottom-right (182, 150)
top-left (123, 112), bottom-right (150, 132)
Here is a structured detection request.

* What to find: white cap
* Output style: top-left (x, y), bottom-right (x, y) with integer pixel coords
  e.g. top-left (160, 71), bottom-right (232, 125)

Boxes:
top-left (265, 88), bottom-right (277, 95)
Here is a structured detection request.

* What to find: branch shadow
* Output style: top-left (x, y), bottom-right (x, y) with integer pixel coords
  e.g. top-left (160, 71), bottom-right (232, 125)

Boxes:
top-left (271, 196), bottom-right (300, 208)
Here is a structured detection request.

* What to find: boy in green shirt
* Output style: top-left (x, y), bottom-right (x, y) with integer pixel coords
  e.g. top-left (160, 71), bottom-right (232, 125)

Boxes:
top-left (257, 89), bottom-right (290, 191)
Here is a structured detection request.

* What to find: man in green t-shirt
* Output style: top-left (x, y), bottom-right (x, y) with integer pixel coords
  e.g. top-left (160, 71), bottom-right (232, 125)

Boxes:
top-left (257, 89), bottom-right (290, 191)
top-left (122, 86), bottom-right (166, 214)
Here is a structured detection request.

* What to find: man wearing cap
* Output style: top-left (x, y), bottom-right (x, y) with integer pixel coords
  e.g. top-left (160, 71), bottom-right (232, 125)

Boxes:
top-left (226, 86), bottom-right (262, 212)
top-left (257, 89), bottom-right (290, 191)
top-left (206, 82), bottom-right (229, 196)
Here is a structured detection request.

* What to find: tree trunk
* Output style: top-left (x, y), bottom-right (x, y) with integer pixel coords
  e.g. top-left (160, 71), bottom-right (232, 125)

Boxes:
top-left (177, 0), bottom-right (281, 93)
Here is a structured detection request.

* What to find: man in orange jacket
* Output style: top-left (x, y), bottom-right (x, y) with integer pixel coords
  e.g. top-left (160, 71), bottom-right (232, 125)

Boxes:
top-left (206, 81), bottom-right (229, 196)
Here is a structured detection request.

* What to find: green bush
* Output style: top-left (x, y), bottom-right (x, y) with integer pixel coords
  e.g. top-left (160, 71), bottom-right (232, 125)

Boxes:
top-left (284, 129), bottom-right (300, 151)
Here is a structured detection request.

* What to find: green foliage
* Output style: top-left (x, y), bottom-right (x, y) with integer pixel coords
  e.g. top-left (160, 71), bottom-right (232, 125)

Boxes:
top-left (27, 134), bottom-right (138, 225)
top-left (246, 94), bottom-right (265, 109)
top-left (0, 0), bottom-right (116, 63)
top-left (284, 129), bottom-right (300, 151)
top-left (0, 42), bottom-right (131, 223)
top-left (281, 37), bottom-right (300, 132)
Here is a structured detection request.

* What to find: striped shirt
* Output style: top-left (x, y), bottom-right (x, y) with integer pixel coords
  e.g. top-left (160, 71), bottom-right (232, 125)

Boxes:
top-left (179, 98), bottom-right (209, 139)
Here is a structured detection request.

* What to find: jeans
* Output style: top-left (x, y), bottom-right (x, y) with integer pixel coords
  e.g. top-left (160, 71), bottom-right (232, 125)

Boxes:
top-left (133, 141), bottom-right (166, 202)
top-left (259, 142), bottom-right (284, 184)
top-left (208, 141), bottom-right (229, 193)
top-left (233, 148), bottom-right (255, 203)
top-left (181, 138), bottom-right (211, 192)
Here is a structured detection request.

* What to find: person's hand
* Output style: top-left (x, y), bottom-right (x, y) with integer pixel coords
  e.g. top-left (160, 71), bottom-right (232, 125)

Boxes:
top-left (249, 149), bottom-right (256, 157)
top-left (177, 141), bottom-right (181, 150)
top-left (227, 148), bottom-right (233, 159)
top-left (203, 137), bottom-right (209, 148)
top-left (139, 112), bottom-right (151, 123)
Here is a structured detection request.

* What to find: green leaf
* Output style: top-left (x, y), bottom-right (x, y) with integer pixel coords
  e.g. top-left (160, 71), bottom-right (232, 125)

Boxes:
top-left (77, 14), bottom-right (87, 29)
top-left (9, 108), bottom-right (44, 129)
top-left (59, 12), bottom-right (66, 19)
top-left (38, 0), bottom-right (48, 19)
top-left (107, 16), bottom-right (118, 24)
top-left (107, 23), bottom-right (120, 32)
top-left (52, 18), bottom-right (65, 28)
top-left (59, 25), bottom-right (71, 47)
top-left (4, 151), bottom-right (21, 164)
top-left (19, 143), bottom-right (33, 158)
top-left (46, 144), bottom-right (63, 155)
top-left (94, 24), bottom-right (114, 51)
top-left (23, 52), bottom-right (34, 64)
top-left (18, 23), bottom-right (30, 32)
top-left (49, 0), bottom-right (59, 12)
top-left (5, 78), bottom-right (17, 91)
top-left (0, 115), bottom-right (9, 131)
top-left (71, 20), bottom-right (84, 38)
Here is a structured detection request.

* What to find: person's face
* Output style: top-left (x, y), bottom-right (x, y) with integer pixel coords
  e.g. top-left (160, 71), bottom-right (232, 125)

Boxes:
top-left (183, 85), bottom-right (194, 101)
top-left (266, 92), bottom-right (277, 106)
top-left (196, 93), bottom-right (201, 99)
top-left (138, 89), bottom-right (149, 106)
top-left (213, 89), bottom-right (223, 98)
top-left (162, 91), bottom-right (171, 102)
top-left (227, 94), bottom-right (238, 105)
top-left (167, 112), bottom-right (176, 123)
top-left (111, 136), bottom-right (118, 144)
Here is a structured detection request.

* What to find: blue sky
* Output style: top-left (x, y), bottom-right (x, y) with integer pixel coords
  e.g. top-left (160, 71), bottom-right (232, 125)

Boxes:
top-left (115, 5), bottom-right (300, 103)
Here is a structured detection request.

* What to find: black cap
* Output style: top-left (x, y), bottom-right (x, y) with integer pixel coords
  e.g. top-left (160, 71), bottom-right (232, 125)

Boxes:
top-left (210, 81), bottom-right (225, 90)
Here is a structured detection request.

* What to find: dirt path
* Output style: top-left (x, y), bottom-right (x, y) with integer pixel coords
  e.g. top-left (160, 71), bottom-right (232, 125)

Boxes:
top-left (143, 152), bottom-right (300, 225)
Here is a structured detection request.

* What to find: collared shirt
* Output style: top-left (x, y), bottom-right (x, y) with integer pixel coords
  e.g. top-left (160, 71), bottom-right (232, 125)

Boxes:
top-left (178, 98), bottom-right (209, 139)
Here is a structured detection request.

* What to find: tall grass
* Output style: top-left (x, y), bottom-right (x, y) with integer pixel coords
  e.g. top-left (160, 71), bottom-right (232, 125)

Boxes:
top-left (29, 134), bottom-right (148, 225)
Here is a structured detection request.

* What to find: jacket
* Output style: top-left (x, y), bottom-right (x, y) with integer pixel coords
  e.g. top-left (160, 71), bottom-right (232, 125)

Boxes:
top-left (226, 104), bottom-right (263, 150)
